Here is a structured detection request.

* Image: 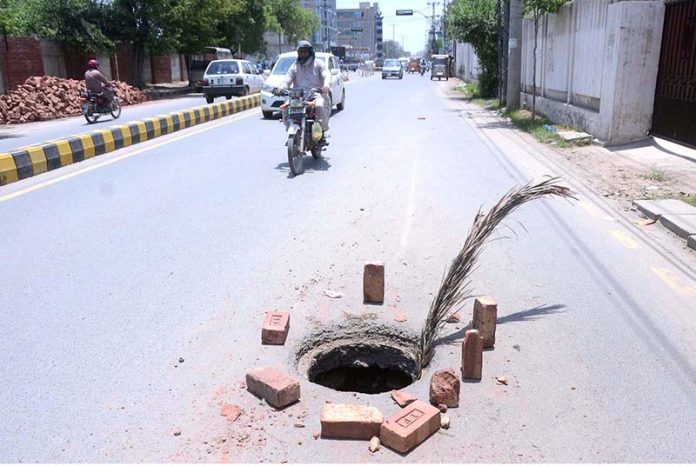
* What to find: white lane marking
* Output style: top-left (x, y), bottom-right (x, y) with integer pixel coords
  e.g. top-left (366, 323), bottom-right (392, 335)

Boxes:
top-left (0, 109), bottom-right (259, 203)
top-left (398, 154), bottom-right (420, 258)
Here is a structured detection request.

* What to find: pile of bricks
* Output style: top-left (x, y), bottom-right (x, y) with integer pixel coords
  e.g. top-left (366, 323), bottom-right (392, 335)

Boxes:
top-left (0, 76), bottom-right (148, 124)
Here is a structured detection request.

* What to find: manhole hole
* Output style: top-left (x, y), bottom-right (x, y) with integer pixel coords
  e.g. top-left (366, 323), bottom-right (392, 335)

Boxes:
top-left (296, 323), bottom-right (419, 394)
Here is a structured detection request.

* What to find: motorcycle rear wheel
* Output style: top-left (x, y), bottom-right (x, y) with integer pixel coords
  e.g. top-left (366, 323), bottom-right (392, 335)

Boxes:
top-left (110, 98), bottom-right (122, 119)
top-left (287, 133), bottom-right (304, 176)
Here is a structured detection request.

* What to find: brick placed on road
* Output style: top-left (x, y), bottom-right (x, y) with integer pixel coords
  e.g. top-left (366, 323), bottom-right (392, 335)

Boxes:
top-left (320, 403), bottom-right (383, 439)
top-left (461, 329), bottom-right (483, 380)
top-left (473, 296), bottom-right (498, 348)
top-left (246, 366), bottom-right (300, 409)
top-left (363, 261), bottom-right (385, 303)
top-left (380, 400), bottom-right (440, 453)
top-left (261, 311), bottom-right (290, 345)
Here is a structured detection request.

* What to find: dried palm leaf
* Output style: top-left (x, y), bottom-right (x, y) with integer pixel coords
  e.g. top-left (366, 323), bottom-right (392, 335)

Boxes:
top-left (416, 177), bottom-right (576, 369)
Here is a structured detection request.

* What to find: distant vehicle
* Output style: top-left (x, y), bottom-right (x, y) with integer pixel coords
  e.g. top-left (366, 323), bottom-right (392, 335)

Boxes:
top-left (382, 59), bottom-right (403, 79)
top-left (431, 54), bottom-right (450, 81)
top-left (398, 57), bottom-right (409, 69)
top-left (408, 57), bottom-right (420, 74)
top-left (188, 47), bottom-right (233, 91)
top-left (260, 51), bottom-right (346, 119)
top-left (201, 59), bottom-right (264, 103)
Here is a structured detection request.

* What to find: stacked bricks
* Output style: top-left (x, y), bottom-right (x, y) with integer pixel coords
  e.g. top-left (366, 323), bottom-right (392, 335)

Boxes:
top-left (363, 261), bottom-right (385, 303)
top-left (380, 400), bottom-right (441, 453)
top-left (261, 311), bottom-right (290, 345)
top-left (246, 367), bottom-right (300, 409)
top-left (0, 76), bottom-right (147, 124)
top-left (473, 296), bottom-right (498, 348)
top-left (461, 329), bottom-right (483, 380)
top-left (320, 403), bottom-right (383, 439)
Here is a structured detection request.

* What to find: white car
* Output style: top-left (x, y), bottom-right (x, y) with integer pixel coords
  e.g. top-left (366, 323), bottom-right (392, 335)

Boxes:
top-left (202, 59), bottom-right (264, 104)
top-left (382, 59), bottom-right (403, 79)
top-left (260, 51), bottom-right (346, 119)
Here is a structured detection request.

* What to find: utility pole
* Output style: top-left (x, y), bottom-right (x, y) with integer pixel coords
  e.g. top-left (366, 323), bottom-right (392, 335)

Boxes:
top-left (506, 0), bottom-right (522, 110)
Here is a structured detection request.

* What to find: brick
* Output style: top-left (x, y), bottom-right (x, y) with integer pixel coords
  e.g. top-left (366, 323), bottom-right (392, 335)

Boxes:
top-left (380, 400), bottom-right (440, 453)
top-left (246, 367), bottom-right (300, 409)
top-left (363, 261), bottom-right (385, 303)
top-left (461, 329), bottom-right (483, 380)
top-left (320, 403), bottom-right (383, 439)
top-left (261, 311), bottom-right (290, 345)
top-left (429, 368), bottom-right (460, 408)
top-left (390, 389), bottom-right (417, 407)
top-left (473, 296), bottom-right (498, 348)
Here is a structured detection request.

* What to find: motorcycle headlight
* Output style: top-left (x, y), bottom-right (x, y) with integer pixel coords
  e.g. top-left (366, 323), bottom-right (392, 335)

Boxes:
top-left (262, 83), bottom-right (274, 93)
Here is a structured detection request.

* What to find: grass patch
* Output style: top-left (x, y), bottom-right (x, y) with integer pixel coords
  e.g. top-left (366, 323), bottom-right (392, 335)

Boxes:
top-left (453, 82), bottom-right (503, 108)
top-left (681, 195), bottom-right (696, 207)
top-left (645, 168), bottom-right (669, 183)
top-left (503, 109), bottom-right (574, 148)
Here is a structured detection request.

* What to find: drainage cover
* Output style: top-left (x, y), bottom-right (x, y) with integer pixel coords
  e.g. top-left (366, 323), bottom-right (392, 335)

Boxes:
top-left (296, 323), bottom-right (419, 394)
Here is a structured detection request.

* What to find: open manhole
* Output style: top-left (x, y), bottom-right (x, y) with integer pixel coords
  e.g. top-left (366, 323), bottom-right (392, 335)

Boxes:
top-left (296, 323), bottom-right (419, 394)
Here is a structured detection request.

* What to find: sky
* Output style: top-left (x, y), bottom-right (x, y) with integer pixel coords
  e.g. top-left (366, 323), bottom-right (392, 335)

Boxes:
top-left (336, 0), bottom-right (444, 55)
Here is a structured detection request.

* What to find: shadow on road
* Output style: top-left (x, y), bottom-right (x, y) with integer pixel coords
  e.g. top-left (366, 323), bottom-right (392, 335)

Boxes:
top-left (274, 156), bottom-right (332, 178)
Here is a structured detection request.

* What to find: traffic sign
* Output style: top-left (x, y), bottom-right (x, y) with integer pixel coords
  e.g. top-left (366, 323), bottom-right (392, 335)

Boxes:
top-left (396, 9), bottom-right (413, 15)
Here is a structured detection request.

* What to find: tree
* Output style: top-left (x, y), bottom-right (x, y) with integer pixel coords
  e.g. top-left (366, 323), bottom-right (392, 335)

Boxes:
top-left (267, 0), bottom-right (319, 53)
top-left (2, 0), bottom-right (114, 53)
top-left (448, 0), bottom-right (499, 97)
top-left (217, 0), bottom-right (269, 56)
top-left (523, 0), bottom-right (566, 123)
top-left (383, 40), bottom-right (404, 59)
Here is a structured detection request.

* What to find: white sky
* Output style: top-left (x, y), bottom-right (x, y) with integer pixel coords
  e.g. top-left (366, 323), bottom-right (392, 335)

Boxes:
top-left (336, 0), bottom-right (443, 54)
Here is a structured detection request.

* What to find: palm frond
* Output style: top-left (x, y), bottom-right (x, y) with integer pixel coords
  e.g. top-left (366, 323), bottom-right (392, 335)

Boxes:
top-left (416, 177), bottom-right (576, 369)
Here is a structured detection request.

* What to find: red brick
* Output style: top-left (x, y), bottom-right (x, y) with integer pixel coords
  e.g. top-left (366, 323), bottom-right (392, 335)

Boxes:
top-left (390, 389), bottom-right (417, 407)
top-left (261, 311), bottom-right (290, 345)
top-left (246, 367), bottom-right (300, 409)
top-left (380, 400), bottom-right (440, 453)
top-left (473, 296), bottom-right (498, 348)
top-left (429, 368), bottom-right (460, 408)
top-left (461, 329), bottom-right (483, 380)
top-left (320, 403), bottom-right (383, 439)
top-left (363, 261), bottom-right (385, 303)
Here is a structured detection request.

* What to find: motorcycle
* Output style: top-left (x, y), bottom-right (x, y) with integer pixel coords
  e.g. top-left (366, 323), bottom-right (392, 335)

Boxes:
top-left (278, 87), bottom-right (327, 176)
top-left (81, 88), bottom-right (121, 124)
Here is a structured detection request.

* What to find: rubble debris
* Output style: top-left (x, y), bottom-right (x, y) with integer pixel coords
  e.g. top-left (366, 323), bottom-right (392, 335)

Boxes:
top-left (363, 261), bottom-right (385, 304)
top-left (440, 415), bottom-right (450, 429)
top-left (495, 376), bottom-right (508, 386)
top-left (437, 404), bottom-right (448, 413)
top-left (0, 76), bottom-right (147, 124)
top-left (390, 390), bottom-right (417, 407)
top-left (323, 289), bottom-right (344, 299)
top-left (473, 297), bottom-right (498, 348)
top-left (220, 404), bottom-right (242, 422)
top-left (429, 368), bottom-right (460, 408)
top-left (445, 312), bottom-right (460, 323)
top-left (246, 367), bottom-right (300, 409)
top-left (173, 429), bottom-right (182, 436)
top-left (461, 330), bottom-right (483, 380)
top-left (369, 436), bottom-right (381, 453)
top-left (380, 400), bottom-right (440, 453)
top-left (261, 311), bottom-right (290, 345)
top-left (320, 403), bottom-right (383, 440)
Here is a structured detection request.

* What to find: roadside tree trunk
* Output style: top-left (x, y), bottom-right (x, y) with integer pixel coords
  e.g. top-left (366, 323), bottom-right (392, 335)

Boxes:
top-left (133, 41), bottom-right (146, 89)
top-left (531, 10), bottom-right (539, 125)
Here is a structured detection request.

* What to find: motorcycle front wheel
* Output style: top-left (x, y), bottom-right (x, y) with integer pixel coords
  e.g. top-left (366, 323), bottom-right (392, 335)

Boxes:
top-left (287, 132), bottom-right (304, 176)
top-left (83, 104), bottom-right (99, 124)
top-left (110, 98), bottom-right (122, 119)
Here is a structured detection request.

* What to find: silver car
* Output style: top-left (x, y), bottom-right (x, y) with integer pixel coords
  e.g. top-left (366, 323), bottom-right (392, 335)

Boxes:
top-left (381, 59), bottom-right (403, 80)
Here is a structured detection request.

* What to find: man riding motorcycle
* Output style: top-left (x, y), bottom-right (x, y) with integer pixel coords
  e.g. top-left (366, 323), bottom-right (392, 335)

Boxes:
top-left (273, 41), bottom-right (331, 141)
top-left (84, 59), bottom-right (114, 106)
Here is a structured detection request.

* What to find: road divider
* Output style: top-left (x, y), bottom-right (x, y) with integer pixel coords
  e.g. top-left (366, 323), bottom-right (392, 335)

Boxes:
top-left (0, 94), bottom-right (260, 187)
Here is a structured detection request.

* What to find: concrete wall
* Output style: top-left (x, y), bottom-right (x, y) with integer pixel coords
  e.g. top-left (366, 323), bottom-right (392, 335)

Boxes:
top-left (40, 40), bottom-right (67, 78)
top-left (520, 0), bottom-right (665, 145)
top-left (455, 41), bottom-right (480, 83)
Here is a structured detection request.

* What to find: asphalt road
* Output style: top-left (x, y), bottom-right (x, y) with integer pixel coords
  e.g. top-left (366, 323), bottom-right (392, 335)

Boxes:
top-left (1, 71), bottom-right (695, 463)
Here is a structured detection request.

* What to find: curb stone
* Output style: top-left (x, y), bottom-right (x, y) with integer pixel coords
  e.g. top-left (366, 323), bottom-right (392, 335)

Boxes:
top-left (632, 199), bottom-right (696, 251)
top-left (0, 94), bottom-right (260, 187)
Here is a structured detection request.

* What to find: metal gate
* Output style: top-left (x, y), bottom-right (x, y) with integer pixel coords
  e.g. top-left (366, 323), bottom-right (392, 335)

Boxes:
top-left (651, 0), bottom-right (696, 147)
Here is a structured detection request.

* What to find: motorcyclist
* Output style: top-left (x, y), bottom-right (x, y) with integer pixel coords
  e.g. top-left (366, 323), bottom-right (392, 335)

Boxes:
top-left (84, 59), bottom-right (114, 107)
top-left (273, 41), bottom-right (331, 139)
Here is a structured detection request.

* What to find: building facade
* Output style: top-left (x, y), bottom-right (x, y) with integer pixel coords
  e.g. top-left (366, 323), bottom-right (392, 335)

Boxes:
top-left (336, 2), bottom-right (382, 60)
top-left (301, 0), bottom-right (337, 51)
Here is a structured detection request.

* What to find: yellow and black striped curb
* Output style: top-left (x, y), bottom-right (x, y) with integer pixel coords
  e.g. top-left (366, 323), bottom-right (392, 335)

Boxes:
top-left (0, 94), bottom-right (260, 187)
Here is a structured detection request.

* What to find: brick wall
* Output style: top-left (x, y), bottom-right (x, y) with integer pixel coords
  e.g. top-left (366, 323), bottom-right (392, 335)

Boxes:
top-left (151, 54), bottom-right (172, 84)
top-left (0, 37), bottom-right (45, 92)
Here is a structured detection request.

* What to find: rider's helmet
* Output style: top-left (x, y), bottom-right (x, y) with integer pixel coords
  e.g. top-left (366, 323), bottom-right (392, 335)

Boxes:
top-left (87, 58), bottom-right (99, 69)
top-left (296, 40), bottom-right (315, 66)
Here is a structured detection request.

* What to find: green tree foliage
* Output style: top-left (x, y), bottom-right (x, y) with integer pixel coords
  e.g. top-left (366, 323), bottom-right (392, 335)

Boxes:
top-left (2, 0), bottom-right (114, 53)
top-left (383, 40), bottom-right (404, 59)
top-left (448, 0), bottom-right (499, 97)
top-left (268, 0), bottom-right (319, 47)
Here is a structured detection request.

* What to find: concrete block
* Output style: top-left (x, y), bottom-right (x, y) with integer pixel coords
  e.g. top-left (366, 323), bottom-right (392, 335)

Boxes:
top-left (363, 261), bottom-right (385, 303)
top-left (429, 368), bottom-right (460, 408)
top-left (246, 367), bottom-right (300, 409)
top-left (320, 403), bottom-right (383, 439)
top-left (461, 329), bottom-right (483, 380)
top-left (261, 311), bottom-right (290, 345)
top-left (380, 400), bottom-right (440, 453)
top-left (633, 199), bottom-right (696, 220)
top-left (473, 296), bottom-right (498, 348)
top-left (659, 214), bottom-right (696, 240)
